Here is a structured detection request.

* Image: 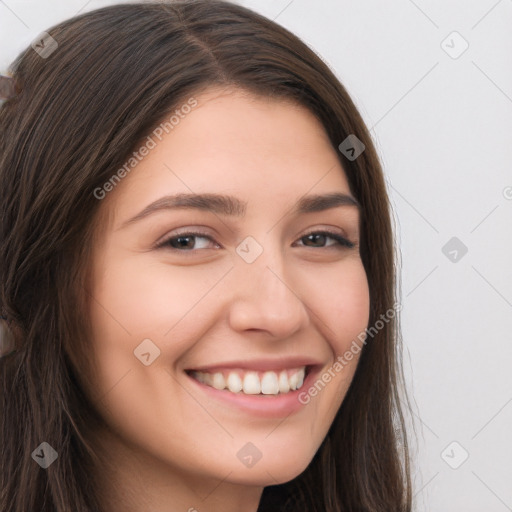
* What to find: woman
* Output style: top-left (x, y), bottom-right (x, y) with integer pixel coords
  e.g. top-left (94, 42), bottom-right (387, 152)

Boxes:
top-left (0, 1), bottom-right (413, 510)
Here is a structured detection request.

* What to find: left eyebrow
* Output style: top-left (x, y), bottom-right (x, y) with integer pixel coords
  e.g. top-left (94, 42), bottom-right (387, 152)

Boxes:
top-left (117, 191), bottom-right (360, 230)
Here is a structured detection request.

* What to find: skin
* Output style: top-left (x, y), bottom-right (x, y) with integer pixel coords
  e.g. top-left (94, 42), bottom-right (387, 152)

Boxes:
top-left (85, 87), bottom-right (370, 512)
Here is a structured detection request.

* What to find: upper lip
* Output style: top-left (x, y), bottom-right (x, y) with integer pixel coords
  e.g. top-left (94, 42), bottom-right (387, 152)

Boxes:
top-left (186, 357), bottom-right (323, 373)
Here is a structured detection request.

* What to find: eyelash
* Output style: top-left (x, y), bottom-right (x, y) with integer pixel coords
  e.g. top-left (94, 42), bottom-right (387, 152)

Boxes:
top-left (156, 229), bottom-right (355, 253)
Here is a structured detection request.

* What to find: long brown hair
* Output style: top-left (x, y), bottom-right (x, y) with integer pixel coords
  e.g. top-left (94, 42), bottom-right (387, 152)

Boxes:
top-left (0, 1), bottom-right (413, 510)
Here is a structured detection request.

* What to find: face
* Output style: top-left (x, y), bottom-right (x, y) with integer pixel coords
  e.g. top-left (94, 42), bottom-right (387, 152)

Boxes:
top-left (85, 87), bottom-right (370, 500)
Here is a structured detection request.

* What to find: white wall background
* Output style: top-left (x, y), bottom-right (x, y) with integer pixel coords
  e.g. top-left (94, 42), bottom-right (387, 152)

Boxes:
top-left (1, 1), bottom-right (511, 510)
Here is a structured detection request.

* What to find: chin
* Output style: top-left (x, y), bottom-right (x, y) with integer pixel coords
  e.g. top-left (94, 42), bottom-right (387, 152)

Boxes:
top-left (222, 451), bottom-right (314, 487)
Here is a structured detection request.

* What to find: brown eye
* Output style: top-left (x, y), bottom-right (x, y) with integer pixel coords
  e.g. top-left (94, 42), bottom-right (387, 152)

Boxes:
top-left (158, 231), bottom-right (218, 251)
top-left (297, 230), bottom-right (355, 249)
top-left (156, 229), bottom-right (355, 255)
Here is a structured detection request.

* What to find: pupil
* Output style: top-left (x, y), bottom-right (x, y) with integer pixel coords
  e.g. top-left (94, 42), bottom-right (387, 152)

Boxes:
top-left (176, 236), bottom-right (192, 248)
top-left (307, 234), bottom-right (324, 246)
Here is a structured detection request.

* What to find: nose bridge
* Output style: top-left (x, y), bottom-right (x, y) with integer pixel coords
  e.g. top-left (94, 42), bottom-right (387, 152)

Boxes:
top-left (226, 233), bottom-right (309, 334)
top-left (237, 232), bottom-right (290, 295)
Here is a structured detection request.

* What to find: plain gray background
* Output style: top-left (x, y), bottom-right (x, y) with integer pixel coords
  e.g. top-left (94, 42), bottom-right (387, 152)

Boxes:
top-left (1, 1), bottom-right (511, 510)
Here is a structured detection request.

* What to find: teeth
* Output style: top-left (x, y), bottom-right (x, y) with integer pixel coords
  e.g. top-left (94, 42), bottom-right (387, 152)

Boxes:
top-left (278, 370), bottom-right (290, 393)
top-left (191, 367), bottom-right (306, 395)
top-left (243, 372), bottom-right (261, 394)
top-left (212, 372), bottom-right (225, 390)
top-left (260, 371), bottom-right (279, 395)
top-left (202, 372), bottom-right (213, 386)
top-left (296, 370), bottom-right (304, 389)
top-left (226, 372), bottom-right (243, 393)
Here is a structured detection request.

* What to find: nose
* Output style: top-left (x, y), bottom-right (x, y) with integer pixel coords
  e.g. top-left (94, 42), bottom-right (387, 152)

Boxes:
top-left (226, 243), bottom-right (310, 338)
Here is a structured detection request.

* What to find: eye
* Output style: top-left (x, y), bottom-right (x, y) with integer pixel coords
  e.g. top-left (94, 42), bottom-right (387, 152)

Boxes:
top-left (156, 230), bottom-right (217, 251)
top-left (295, 230), bottom-right (355, 249)
top-left (155, 229), bottom-right (356, 253)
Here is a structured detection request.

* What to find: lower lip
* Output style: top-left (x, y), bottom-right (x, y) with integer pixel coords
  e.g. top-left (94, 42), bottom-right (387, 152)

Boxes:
top-left (186, 367), bottom-right (319, 418)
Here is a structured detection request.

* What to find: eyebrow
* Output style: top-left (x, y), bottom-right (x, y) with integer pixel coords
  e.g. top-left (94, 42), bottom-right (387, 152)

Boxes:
top-left (118, 192), bottom-right (360, 230)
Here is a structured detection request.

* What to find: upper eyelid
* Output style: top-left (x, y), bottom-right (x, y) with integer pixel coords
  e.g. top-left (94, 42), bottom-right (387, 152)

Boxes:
top-left (155, 227), bottom-right (356, 249)
top-left (147, 207), bottom-right (359, 242)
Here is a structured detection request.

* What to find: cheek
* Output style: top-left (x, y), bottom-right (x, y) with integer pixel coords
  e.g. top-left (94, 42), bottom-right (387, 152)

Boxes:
top-left (329, 260), bottom-right (370, 391)
top-left (85, 252), bottom-right (213, 446)
top-left (88, 250), bottom-right (226, 345)
top-left (314, 257), bottom-right (370, 350)
top-left (337, 266), bottom-right (370, 349)
top-left (299, 258), bottom-right (370, 420)
top-left (86, 250), bottom-right (232, 401)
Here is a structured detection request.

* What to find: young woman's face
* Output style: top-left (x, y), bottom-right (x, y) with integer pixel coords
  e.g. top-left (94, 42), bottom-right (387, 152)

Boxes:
top-left (86, 87), bottom-right (369, 498)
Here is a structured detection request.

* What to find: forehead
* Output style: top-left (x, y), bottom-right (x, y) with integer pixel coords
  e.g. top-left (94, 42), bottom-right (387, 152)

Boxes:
top-left (98, 87), bottom-right (353, 229)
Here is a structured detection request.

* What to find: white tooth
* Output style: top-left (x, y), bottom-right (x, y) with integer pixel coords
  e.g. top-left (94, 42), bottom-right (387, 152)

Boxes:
top-left (226, 372), bottom-right (243, 393)
top-left (261, 371), bottom-right (279, 395)
top-left (196, 368), bottom-right (306, 394)
top-left (278, 370), bottom-right (290, 393)
top-left (242, 372), bottom-right (261, 394)
top-left (296, 367), bottom-right (305, 389)
top-left (289, 371), bottom-right (298, 391)
top-left (212, 372), bottom-right (226, 390)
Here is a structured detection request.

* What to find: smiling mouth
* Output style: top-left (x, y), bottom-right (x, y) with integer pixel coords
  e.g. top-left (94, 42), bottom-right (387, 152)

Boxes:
top-left (186, 366), bottom-right (309, 396)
